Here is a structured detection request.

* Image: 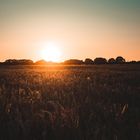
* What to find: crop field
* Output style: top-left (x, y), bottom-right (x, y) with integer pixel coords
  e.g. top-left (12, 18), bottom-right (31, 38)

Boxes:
top-left (0, 64), bottom-right (140, 140)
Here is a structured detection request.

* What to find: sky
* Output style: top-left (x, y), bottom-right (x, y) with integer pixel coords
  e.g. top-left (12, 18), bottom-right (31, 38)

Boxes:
top-left (0, 0), bottom-right (140, 62)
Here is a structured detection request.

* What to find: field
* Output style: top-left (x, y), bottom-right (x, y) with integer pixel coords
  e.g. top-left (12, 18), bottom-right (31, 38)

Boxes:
top-left (0, 64), bottom-right (140, 140)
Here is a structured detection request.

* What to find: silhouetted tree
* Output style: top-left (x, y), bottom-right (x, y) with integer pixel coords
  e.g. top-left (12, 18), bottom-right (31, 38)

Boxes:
top-left (116, 56), bottom-right (125, 64)
top-left (4, 59), bottom-right (33, 65)
top-left (94, 57), bottom-right (107, 64)
top-left (35, 60), bottom-right (47, 65)
top-left (108, 58), bottom-right (115, 64)
top-left (35, 60), bottom-right (58, 65)
top-left (84, 58), bottom-right (94, 65)
top-left (127, 61), bottom-right (137, 64)
top-left (64, 59), bottom-right (84, 65)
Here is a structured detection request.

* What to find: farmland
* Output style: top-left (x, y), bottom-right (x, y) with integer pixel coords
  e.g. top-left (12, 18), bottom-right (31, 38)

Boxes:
top-left (0, 64), bottom-right (140, 140)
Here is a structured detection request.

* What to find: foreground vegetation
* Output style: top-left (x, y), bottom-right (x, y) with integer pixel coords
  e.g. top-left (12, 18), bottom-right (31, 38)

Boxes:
top-left (0, 64), bottom-right (140, 140)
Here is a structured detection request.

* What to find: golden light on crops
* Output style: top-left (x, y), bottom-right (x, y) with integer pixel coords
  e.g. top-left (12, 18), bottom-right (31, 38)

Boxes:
top-left (40, 42), bottom-right (62, 62)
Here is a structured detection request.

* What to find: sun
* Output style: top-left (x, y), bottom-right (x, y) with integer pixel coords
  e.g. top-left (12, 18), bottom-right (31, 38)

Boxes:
top-left (40, 42), bottom-right (62, 62)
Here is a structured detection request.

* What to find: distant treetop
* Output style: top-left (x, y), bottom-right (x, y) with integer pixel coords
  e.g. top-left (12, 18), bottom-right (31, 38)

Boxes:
top-left (115, 56), bottom-right (125, 64)
top-left (0, 56), bottom-right (139, 65)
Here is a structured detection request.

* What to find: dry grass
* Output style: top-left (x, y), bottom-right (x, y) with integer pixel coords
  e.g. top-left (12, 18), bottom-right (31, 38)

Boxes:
top-left (0, 64), bottom-right (140, 140)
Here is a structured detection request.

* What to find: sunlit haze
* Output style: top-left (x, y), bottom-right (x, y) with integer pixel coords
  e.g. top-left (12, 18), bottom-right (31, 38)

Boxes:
top-left (0, 0), bottom-right (140, 62)
top-left (40, 41), bottom-right (62, 62)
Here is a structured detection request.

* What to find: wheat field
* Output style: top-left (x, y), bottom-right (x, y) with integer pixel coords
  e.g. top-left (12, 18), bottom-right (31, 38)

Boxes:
top-left (0, 64), bottom-right (140, 140)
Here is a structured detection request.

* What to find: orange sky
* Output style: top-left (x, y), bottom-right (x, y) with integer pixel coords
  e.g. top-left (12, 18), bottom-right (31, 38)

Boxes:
top-left (0, 0), bottom-right (140, 62)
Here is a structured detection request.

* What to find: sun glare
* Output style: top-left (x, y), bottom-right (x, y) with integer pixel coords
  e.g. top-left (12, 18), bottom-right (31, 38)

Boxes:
top-left (40, 42), bottom-right (62, 62)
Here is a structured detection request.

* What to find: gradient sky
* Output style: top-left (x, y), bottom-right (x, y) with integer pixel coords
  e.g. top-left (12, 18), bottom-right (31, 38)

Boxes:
top-left (0, 0), bottom-right (140, 62)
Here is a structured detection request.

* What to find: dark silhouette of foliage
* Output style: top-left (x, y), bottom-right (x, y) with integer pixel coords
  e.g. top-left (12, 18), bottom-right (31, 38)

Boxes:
top-left (84, 58), bottom-right (94, 65)
top-left (4, 59), bottom-right (33, 65)
top-left (35, 60), bottom-right (58, 65)
top-left (35, 60), bottom-right (47, 65)
top-left (0, 56), bottom-right (140, 65)
top-left (108, 58), bottom-right (116, 64)
top-left (94, 57), bottom-right (107, 64)
top-left (64, 59), bottom-right (84, 65)
top-left (116, 56), bottom-right (125, 64)
top-left (127, 61), bottom-right (137, 64)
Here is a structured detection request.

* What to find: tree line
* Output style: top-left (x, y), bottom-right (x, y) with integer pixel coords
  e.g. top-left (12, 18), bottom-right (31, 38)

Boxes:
top-left (0, 56), bottom-right (140, 65)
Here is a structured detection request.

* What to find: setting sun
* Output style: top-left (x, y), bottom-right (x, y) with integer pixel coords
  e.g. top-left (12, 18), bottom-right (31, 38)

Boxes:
top-left (40, 42), bottom-right (62, 62)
